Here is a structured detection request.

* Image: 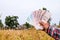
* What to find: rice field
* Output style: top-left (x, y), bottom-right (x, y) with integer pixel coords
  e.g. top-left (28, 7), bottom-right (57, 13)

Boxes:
top-left (0, 28), bottom-right (55, 40)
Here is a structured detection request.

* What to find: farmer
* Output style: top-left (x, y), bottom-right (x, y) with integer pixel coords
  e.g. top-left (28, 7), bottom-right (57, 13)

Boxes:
top-left (33, 8), bottom-right (60, 40)
top-left (39, 20), bottom-right (60, 40)
top-left (27, 8), bottom-right (60, 40)
top-left (39, 8), bottom-right (60, 40)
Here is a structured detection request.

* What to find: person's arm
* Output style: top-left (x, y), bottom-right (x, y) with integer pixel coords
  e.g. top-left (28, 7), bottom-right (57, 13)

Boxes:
top-left (47, 26), bottom-right (60, 40)
top-left (39, 22), bottom-right (60, 40)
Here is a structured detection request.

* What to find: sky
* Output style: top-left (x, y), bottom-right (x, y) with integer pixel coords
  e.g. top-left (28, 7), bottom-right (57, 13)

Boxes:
top-left (0, 0), bottom-right (60, 25)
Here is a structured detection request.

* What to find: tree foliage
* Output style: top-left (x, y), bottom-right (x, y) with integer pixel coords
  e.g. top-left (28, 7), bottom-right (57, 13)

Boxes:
top-left (24, 22), bottom-right (33, 29)
top-left (5, 16), bottom-right (19, 29)
top-left (42, 8), bottom-right (47, 10)
top-left (0, 20), bottom-right (3, 28)
top-left (58, 21), bottom-right (60, 28)
top-left (59, 21), bottom-right (60, 25)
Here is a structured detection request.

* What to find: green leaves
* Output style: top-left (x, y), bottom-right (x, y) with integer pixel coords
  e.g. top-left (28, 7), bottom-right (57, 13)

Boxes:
top-left (42, 8), bottom-right (47, 10)
top-left (5, 16), bottom-right (19, 29)
top-left (24, 22), bottom-right (33, 29)
top-left (0, 20), bottom-right (3, 28)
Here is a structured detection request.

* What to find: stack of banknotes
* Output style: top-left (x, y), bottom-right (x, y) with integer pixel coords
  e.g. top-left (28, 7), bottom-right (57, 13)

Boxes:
top-left (27, 9), bottom-right (51, 30)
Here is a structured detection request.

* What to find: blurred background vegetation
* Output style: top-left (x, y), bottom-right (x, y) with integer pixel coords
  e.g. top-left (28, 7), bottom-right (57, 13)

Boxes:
top-left (0, 15), bottom-right (34, 30)
top-left (0, 15), bottom-right (59, 30)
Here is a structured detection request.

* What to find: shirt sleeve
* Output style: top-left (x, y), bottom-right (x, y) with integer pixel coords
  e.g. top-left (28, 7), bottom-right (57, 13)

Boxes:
top-left (47, 25), bottom-right (60, 40)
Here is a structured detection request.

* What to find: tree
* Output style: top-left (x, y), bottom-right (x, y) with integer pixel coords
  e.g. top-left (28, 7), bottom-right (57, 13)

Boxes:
top-left (5, 16), bottom-right (19, 29)
top-left (0, 20), bottom-right (3, 28)
top-left (0, 14), bottom-right (3, 29)
top-left (42, 8), bottom-right (47, 10)
top-left (58, 21), bottom-right (60, 28)
top-left (59, 21), bottom-right (60, 25)
top-left (24, 22), bottom-right (33, 29)
top-left (54, 23), bottom-right (56, 26)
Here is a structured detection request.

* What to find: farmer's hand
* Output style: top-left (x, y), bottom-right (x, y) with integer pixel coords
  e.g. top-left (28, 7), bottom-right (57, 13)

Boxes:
top-left (39, 22), bottom-right (50, 29)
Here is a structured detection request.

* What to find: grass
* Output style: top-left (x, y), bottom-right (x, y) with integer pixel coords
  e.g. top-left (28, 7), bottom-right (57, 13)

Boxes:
top-left (0, 28), bottom-right (55, 40)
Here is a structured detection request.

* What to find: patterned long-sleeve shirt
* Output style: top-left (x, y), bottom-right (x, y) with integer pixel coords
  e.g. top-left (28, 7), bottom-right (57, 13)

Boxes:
top-left (47, 25), bottom-right (60, 40)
